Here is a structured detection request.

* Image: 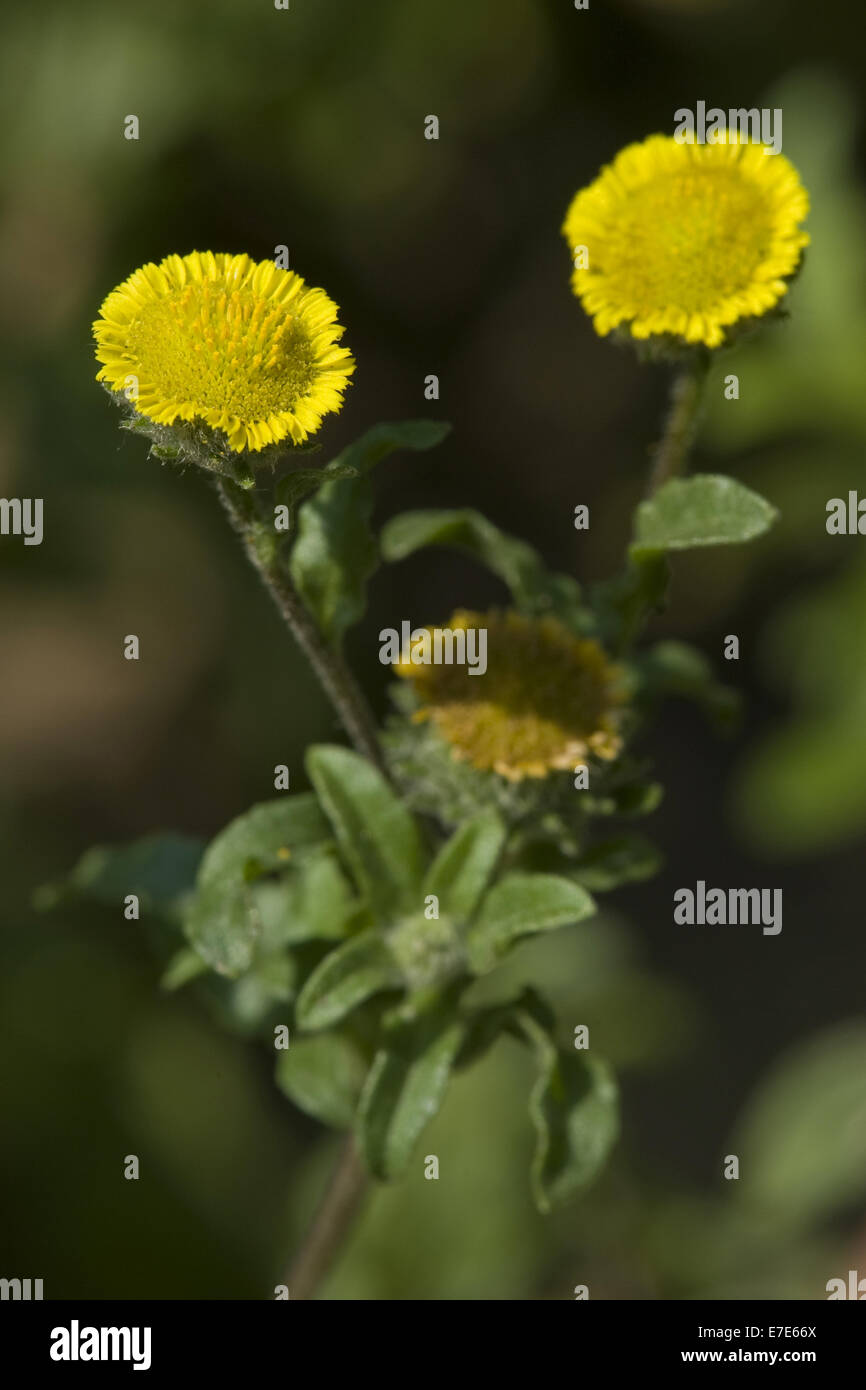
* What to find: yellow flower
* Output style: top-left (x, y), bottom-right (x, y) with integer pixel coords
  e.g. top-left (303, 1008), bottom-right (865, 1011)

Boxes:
top-left (395, 610), bottom-right (624, 781)
top-left (562, 135), bottom-right (809, 349)
top-left (93, 251), bottom-right (354, 453)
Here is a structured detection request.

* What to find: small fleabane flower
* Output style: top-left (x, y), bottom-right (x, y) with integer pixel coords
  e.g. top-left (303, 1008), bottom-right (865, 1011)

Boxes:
top-left (93, 251), bottom-right (354, 454)
top-left (395, 609), bottom-right (625, 781)
top-left (562, 134), bottom-right (809, 350)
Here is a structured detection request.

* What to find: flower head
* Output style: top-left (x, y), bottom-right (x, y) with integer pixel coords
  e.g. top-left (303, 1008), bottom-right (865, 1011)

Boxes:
top-left (562, 135), bottom-right (809, 349)
top-left (93, 251), bottom-right (354, 453)
top-left (395, 609), bottom-right (624, 781)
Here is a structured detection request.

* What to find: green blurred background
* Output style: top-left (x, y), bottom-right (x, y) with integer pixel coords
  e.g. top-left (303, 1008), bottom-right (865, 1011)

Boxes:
top-left (2, 0), bottom-right (866, 1299)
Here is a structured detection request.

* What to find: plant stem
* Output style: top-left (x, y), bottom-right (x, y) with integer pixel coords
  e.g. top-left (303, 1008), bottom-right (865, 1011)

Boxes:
top-left (647, 351), bottom-right (711, 496)
top-left (216, 478), bottom-right (387, 773)
top-left (218, 477), bottom-right (381, 1296)
top-left (284, 1136), bottom-right (369, 1299)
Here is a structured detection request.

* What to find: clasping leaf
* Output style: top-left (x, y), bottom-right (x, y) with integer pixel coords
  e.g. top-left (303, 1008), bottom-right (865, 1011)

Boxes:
top-left (467, 872), bottom-right (596, 975)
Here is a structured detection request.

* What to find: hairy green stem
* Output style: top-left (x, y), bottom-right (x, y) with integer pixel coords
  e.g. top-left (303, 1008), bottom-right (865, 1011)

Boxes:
top-left (647, 352), bottom-right (711, 496)
top-left (283, 1136), bottom-right (369, 1299)
top-left (218, 476), bottom-right (381, 1298)
top-left (216, 478), bottom-right (386, 773)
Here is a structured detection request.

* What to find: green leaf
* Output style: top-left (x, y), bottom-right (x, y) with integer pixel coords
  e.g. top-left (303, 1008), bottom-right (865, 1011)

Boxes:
top-left (632, 475), bottom-right (778, 554)
top-left (160, 947), bottom-right (209, 991)
top-left (295, 930), bottom-right (402, 1030)
top-left (466, 873), bottom-right (596, 974)
top-left (637, 639), bottom-right (740, 728)
top-left (380, 508), bottom-right (585, 626)
top-left (516, 1009), bottom-right (619, 1212)
top-left (185, 795), bottom-right (332, 976)
top-left (275, 1034), bottom-right (368, 1129)
top-left (184, 878), bottom-right (250, 977)
top-left (273, 457), bottom-right (359, 526)
top-left (356, 1014), bottom-right (466, 1178)
top-left (290, 420), bottom-right (450, 645)
top-left (733, 1022), bottom-right (866, 1230)
top-left (306, 745), bottom-right (425, 920)
top-left (423, 810), bottom-right (506, 921)
top-left (214, 953), bottom-right (297, 1034)
top-left (252, 849), bottom-right (358, 947)
top-left (585, 764), bottom-right (664, 819)
top-left (590, 551), bottom-right (669, 653)
top-left (454, 987), bottom-right (550, 1070)
top-left (34, 833), bottom-right (205, 924)
top-left (568, 834), bottom-right (663, 892)
top-left (531, 1054), bottom-right (620, 1211)
top-left (333, 419), bottom-right (451, 474)
top-left (195, 795), bottom-right (330, 884)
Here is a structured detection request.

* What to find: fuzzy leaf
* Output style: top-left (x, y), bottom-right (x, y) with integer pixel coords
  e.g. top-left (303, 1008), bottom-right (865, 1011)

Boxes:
top-left (632, 475), bottom-right (778, 554)
top-left (356, 1014), bottom-right (466, 1179)
top-left (585, 770), bottom-right (664, 819)
top-left (306, 745), bottom-right (425, 920)
top-left (637, 639), bottom-right (740, 728)
top-left (290, 421), bottom-right (450, 644)
top-left (380, 508), bottom-right (585, 626)
top-left (568, 835), bottom-right (663, 892)
top-left (531, 1053), bottom-right (620, 1211)
top-left (273, 460), bottom-right (358, 530)
top-left (196, 795), bottom-right (330, 884)
top-left (185, 796), bottom-right (332, 976)
top-left (275, 1033), bottom-right (368, 1129)
top-left (454, 987), bottom-right (549, 1070)
top-left (34, 833), bottom-right (205, 925)
top-left (423, 809), bottom-right (506, 922)
top-left (252, 850), bottom-right (358, 947)
top-left (517, 1009), bottom-right (619, 1212)
top-left (467, 873), bottom-right (596, 974)
top-left (209, 953), bottom-right (297, 1035)
top-left (295, 930), bottom-right (402, 1031)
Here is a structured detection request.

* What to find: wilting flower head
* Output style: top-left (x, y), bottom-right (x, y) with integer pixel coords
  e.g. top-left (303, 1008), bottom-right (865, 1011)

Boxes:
top-left (562, 134), bottom-right (809, 350)
top-left (93, 251), bottom-right (354, 453)
top-left (395, 609), bottom-right (624, 781)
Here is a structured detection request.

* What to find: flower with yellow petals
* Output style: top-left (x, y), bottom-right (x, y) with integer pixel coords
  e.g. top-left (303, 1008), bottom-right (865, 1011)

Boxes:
top-left (395, 610), bottom-right (625, 782)
top-left (93, 251), bottom-right (354, 454)
top-left (562, 135), bottom-right (809, 350)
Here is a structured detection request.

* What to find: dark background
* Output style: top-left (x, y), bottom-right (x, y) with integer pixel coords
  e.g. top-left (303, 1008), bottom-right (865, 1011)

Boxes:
top-left (2, 0), bottom-right (865, 1298)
